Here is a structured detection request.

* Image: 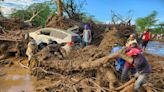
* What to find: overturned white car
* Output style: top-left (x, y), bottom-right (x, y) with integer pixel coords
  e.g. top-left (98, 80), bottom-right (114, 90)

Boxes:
top-left (29, 27), bottom-right (82, 54)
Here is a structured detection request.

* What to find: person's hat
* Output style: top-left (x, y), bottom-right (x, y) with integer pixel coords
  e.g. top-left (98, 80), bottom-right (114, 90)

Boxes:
top-left (84, 24), bottom-right (89, 29)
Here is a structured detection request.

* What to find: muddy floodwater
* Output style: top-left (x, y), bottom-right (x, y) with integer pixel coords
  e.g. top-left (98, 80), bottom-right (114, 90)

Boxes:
top-left (146, 41), bottom-right (164, 56)
top-left (0, 67), bottom-right (36, 92)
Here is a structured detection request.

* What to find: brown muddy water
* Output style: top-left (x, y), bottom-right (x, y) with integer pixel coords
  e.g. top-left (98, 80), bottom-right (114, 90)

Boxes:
top-left (0, 66), bottom-right (36, 92)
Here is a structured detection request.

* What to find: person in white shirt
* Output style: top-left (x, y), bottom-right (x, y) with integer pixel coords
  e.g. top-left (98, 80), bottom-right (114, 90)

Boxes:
top-left (82, 24), bottom-right (92, 46)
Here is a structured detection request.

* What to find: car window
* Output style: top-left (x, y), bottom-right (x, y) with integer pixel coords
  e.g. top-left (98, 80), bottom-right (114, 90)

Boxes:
top-left (40, 29), bottom-right (50, 35)
top-left (71, 29), bottom-right (79, 33)
top-left (50, 30), bottom-right (68, 39)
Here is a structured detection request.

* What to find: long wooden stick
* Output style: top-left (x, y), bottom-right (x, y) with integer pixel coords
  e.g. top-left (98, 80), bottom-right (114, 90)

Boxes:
top-left (114, 78), bottom-right (136, 91)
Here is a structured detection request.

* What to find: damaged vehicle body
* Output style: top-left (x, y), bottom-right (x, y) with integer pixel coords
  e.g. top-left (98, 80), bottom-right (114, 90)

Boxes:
top-left (29, 27), bottom-right (82, 54)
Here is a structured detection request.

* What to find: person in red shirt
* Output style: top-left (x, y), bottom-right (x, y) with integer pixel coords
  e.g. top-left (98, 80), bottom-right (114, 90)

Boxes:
top-left (141, 29), bottom-right (150, 50)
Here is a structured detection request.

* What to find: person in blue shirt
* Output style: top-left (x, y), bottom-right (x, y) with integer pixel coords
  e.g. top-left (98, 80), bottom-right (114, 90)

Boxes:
top-left (111, 43), bottom-right (125, 72)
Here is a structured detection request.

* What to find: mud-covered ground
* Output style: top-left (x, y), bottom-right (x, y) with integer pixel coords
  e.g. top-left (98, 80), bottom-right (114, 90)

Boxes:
top-left (0, 52), bottom-right (163, 92)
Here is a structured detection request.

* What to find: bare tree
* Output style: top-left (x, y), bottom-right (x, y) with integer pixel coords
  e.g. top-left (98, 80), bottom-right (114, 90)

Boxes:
top-left (56, 0), bottom-right (63, 16)
top-left (62, 0), bottom-right (86, 20)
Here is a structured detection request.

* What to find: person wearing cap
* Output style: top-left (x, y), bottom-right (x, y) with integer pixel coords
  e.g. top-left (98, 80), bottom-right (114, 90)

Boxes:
top-left (116, 43), bottom-right (151, 91)
top-left (26, 39), bottom-right (38, 66)
top-left (82, 24), bottom-right (92, 46)
top-left (111, 43), bottom-right (125, 73)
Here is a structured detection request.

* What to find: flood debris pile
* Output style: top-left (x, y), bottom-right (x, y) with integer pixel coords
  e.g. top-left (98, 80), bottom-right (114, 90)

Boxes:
top-left (0, 16), bottom-right (34, 60)
top-left (0, 18), bottom-right (28, 30)
top-left (0, 13), bottom-right (163, 91)
top-left (46, 15), bottom-right (83, 30)
top-left (99, 27), bottom-right (126, 51)
top-left (33, 46), bottom-right (118, 92)
top-left (0, 30), bottom-right (30, 60)
top-left (32, 45), bottom-right (105, 76)
top-left (27, 26), bottom-right (158, 92)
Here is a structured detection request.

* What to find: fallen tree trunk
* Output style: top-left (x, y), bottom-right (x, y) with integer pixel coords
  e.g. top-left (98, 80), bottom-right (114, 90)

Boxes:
top-left (81, 48), bottom-right (133, 70)
top-left (35, 48), bottom-right (133, 73)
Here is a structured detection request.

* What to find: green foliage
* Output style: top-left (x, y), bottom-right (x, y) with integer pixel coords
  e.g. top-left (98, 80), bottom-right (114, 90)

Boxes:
top-left (151, 23), bottom-right (164, 34)
top-left (135, 11), bottom-right (158, 31)
top-left (151, 28), bottom-right (163, 34)
top-left (11, 2), bottom-right (53, 27)
top-left (30, 3), bottom-right (52, 26)
top-left (11, 10), bottom-right (31, 20)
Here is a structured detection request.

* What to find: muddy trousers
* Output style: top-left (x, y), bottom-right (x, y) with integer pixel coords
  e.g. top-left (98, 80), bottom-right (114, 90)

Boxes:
top-left (121, 66), bottom-right (136, 82)
top-left (134, 73), bottom-right (148, 91)
top-left (142, 40), bottom-right (149, 50)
